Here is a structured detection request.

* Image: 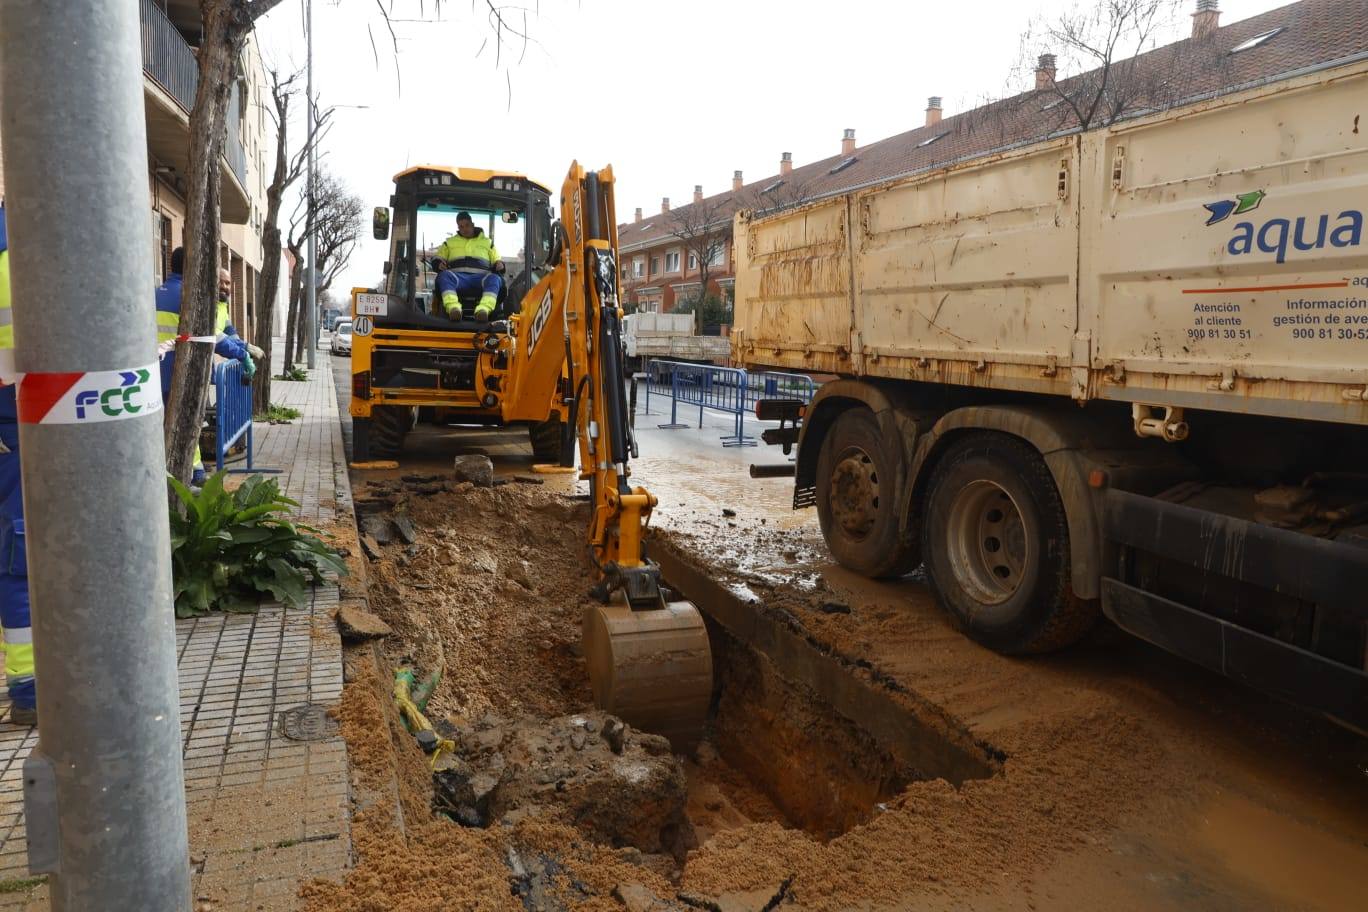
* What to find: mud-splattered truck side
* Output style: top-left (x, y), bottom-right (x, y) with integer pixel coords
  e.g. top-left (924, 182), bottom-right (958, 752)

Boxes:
top-left (734, 59), bottom-right (1368, 728)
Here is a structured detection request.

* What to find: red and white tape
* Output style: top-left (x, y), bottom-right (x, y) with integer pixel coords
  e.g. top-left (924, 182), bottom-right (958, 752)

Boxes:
top-left (17, 362), bottom-right (162, 425)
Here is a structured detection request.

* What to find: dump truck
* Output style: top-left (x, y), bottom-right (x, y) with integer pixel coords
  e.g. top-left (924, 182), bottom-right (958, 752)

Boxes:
top-left (735, 57), bottom-right (1368, 728)
top-left (621, 312), bottom-right (730, 371)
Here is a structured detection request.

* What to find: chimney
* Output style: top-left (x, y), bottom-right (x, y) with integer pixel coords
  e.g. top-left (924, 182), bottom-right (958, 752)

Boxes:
top-left (780, 152), bottom-right (793, 176)
top-left (1191, 0), bottom-right (1220, 40)
top-left (661, 196), bottom-right (670, 213)
top-left (1034, 53), bottom-right (1057, 90)
top-left (693, 184), bottom-right (704, 203)
top-left (841, 128), bottom-right (856, 156)
top-left (732, 170), bottom-right (743, 191)
top-left (924, 97), bottom-right (942, 127)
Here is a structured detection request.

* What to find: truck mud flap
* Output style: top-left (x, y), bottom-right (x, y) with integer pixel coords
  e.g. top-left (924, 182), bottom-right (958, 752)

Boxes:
top-left (1101, 578), bottom-right (1367, 731)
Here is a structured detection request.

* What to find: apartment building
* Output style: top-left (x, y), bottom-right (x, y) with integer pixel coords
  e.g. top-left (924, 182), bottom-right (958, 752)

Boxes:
top-left (142, 0), bottom-right (271, 339)
top-left (0, 1), bottom-right (271, 340)
top-left (618, 0), bottom-right (1367, 317)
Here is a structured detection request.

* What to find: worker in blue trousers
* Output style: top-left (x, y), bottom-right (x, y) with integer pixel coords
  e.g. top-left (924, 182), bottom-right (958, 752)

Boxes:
top-left (0, 206), bottom-right (35, 726)
top-left (154, 247), bottom-right (257, 485)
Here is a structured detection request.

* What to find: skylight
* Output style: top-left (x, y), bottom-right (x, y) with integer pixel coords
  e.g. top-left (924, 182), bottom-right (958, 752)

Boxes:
top-left (828, 156), bottom-right (857, 175)
top-left (761, 180), bottom-right (785, 193)
top-left (917, 131), bottom-right (949, 148)
top-left (1229, 27), bottom-right (1283, 53)
top-left (1041, 98), bottom-right (1064, 111)
top-left (639, 223), bottom-right (652, 231)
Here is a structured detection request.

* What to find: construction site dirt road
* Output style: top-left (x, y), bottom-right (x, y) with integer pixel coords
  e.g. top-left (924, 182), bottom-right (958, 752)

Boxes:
top-left (316, 353), bottom-right (1368, 912)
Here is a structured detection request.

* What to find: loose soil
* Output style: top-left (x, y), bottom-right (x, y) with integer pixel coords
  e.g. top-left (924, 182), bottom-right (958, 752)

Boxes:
top-left (312, 472), bottom-right (1368, 912)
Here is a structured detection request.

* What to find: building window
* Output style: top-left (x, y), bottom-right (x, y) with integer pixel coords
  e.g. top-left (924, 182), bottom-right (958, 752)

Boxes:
top-left (688, 252), bottom-right (698, 270)
top-left (633, 257), bottom-right (645, 278)
top-left (708, 245), bottom-right (725, 267)
top-left (665, 251), bottom-right (680, 272)
top-left (649, 256), bottom-right (660, 275)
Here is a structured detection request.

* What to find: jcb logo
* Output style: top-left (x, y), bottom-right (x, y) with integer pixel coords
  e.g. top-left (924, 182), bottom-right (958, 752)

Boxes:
top-left (527, 288), bottom-right (553, 354)
top-left (74, 369), bottom-right (150, 420)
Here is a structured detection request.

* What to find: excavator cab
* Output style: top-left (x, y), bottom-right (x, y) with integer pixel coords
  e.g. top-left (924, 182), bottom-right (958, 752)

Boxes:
top-left (349, 167), bottom-right (557, 460)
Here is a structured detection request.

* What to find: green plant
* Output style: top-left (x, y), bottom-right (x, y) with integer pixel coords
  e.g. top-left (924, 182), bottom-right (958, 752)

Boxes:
top-left (255, 403), bottom-right (302, 423)
top-left (277, 365), bottom-right (308, 382)
top-left (168, 473), bottom-right (347, 617)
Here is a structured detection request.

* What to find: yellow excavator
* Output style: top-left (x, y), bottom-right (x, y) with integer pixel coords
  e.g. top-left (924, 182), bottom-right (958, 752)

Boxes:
top-left (353, 162), bottom-right (712, 747)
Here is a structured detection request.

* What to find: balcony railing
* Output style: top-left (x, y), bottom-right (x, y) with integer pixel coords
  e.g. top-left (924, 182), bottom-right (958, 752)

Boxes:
top-left (140, 0), bottom-right (248, 188)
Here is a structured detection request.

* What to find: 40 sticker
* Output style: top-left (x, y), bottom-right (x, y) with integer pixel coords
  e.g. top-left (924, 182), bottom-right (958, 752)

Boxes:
top-left (18, 363), bottom-right (162, 425)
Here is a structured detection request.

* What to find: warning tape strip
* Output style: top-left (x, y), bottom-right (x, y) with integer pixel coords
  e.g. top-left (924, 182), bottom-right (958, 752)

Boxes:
top-left (17, 361), bottom-right (162, 425)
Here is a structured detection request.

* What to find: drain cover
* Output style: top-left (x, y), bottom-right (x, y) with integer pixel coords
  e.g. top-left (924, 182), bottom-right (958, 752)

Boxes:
top-left (279, 703), bottom-right (338, 741)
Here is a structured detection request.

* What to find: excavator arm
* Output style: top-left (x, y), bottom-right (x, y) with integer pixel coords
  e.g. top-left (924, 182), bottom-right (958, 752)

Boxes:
top-left (506, 162), bottom-right (712, 749)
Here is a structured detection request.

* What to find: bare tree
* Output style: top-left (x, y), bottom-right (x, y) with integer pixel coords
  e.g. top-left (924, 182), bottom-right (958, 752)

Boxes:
top-left (664, 196), bottom-right (732, 315)
top-left (280, 171), bottom-right (362, 365)
top-left (165, 0), bottom-right (548, 484)
top-left (252, 67), bottom-right (332, 412)
top-left (165, 0), bottom-right (285, 486)
top-left (1022, 0), bottom-right (1184, 131)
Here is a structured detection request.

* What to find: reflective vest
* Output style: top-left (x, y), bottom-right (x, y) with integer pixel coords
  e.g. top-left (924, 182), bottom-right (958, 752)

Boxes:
top-left (154, 273), bottom-right (183, 343)
top-left (0, 206), bottom-right (16, 414)
top-left (436, 229), bottom-right (500, 270)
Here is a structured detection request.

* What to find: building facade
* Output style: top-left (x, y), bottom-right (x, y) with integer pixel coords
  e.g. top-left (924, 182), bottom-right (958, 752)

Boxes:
top-left (0, 1), bottom-right (271, 341)
top-left (143, 0), bottom-right (271, 340)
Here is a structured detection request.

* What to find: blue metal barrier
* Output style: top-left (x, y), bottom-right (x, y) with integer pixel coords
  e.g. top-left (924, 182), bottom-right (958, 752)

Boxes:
top-left (743, 370), bottom-right (816, 410)
top-left (212, 359), bottom-right (260, 473)
top-left (648, 360), bottom-right (754, 446)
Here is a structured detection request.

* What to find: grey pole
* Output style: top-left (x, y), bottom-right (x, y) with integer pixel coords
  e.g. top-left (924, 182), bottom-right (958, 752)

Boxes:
top-left (305, 0), bottom-right (318, 369)
top-left (0, 1), bottom-right (190, 908)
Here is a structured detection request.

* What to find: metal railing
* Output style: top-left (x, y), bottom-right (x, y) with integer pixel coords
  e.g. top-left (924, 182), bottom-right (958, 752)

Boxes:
top-left (139, 0), bottom-right (249, 187)
top-left (212, 360), bottom-right (256, 472)
top-left (640, 360), bottom-right (819, 447)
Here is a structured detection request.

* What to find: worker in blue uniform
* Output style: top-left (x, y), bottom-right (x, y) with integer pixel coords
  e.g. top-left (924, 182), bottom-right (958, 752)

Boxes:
top-left (154, 248), bottom-right (256, 485)
top-left (0, 206), bottom-right (35, 726)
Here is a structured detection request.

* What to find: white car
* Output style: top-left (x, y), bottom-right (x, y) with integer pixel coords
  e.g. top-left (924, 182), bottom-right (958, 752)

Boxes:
top-left (331, 321), bottom-right (353, 355)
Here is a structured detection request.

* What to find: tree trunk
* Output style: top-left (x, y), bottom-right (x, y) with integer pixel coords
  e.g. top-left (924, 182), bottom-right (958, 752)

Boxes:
top-left (284, 251), bottom-right (303, 369)
top-left (251, 222), bottom-right (281, 412)
top-left (165, 4), bottom-right (242, 486)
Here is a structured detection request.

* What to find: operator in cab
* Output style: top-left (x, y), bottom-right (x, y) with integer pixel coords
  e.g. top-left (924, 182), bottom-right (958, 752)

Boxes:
top-left (431, 211), bottom-right (504, 322)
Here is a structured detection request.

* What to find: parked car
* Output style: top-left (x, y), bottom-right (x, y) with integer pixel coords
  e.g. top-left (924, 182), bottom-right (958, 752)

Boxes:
top-left (331, 320), bottom-right (352, 355)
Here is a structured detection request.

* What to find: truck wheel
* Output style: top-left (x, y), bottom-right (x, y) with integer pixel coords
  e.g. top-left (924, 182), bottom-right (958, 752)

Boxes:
top-left (814, 409), bottom-right (918, 578)
top-left (921, 432), bottom-right (1093, 654)
top-left (529, 416), bottom-right (564, 462)
top-left (370, 405), bottom-right (412, 459)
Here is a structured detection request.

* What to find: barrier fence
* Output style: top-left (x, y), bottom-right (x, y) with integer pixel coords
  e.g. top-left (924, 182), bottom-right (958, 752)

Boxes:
top-left (212, 359), bottom-right (260, 473)
top-left (639, 359), bottom-right (817, 447)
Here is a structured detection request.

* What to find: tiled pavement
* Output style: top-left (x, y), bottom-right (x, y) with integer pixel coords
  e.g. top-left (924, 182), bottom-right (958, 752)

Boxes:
top-left (0, 340), bottom-right (354, 908)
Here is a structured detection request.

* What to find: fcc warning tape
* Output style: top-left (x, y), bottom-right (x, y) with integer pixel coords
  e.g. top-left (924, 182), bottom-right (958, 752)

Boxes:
top-left (18, 362), bottom-right (163, 425)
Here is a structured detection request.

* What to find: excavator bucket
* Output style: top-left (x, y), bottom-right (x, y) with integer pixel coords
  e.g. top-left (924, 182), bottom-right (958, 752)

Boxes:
top-left (583, 598), bottom-right (712, 751)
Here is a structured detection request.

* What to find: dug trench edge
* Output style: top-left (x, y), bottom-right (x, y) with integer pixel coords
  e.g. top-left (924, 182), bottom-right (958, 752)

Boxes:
top-left (650, 537), bottom-right (1005, 785)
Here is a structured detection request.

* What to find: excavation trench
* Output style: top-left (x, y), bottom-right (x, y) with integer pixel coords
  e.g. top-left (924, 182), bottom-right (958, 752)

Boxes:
top-left (669, 541), bottom-right (1001, 843)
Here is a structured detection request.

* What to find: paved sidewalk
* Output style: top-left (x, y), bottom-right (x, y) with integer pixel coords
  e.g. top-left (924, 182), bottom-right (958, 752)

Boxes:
top-left (0, 340), bottom-right (354, 909)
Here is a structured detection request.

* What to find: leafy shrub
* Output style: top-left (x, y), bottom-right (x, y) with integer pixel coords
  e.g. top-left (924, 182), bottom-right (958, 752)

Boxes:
top-left (168, 473), bottom-right (347, 617)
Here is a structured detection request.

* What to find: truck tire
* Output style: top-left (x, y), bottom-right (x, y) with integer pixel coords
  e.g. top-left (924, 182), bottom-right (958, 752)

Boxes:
top-left (370, 405), bottom-right (412, 459)
top-left (529, 416), bottom-right (564, 463)
top-left (921, 432), bottom-right (1094, 654)
top-left (814, 408), bottom-right (918, 578)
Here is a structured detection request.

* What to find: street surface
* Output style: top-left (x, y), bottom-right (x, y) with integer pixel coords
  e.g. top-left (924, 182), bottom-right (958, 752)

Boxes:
top-left (324, 334), bottom-right (1368, 911)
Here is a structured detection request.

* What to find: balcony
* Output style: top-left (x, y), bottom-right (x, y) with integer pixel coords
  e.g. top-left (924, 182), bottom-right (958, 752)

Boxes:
top-left (140, 0), bottom-right (250, 223)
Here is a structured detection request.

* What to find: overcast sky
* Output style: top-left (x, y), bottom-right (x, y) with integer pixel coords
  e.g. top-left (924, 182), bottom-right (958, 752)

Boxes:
top-left (254, 0), bottom-right (1289, 296)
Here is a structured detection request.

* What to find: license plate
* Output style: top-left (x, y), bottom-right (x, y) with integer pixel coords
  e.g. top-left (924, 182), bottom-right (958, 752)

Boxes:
top-left (356, 293), bottom-right (387, 316)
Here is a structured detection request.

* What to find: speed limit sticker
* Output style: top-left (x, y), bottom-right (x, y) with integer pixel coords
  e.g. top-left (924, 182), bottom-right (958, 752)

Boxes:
top-left (352, 316), bottom-right (374, 336)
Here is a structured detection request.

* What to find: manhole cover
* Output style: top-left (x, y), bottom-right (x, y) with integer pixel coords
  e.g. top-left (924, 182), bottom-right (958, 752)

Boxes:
top-left (279, 703), bottom-right (338, 741)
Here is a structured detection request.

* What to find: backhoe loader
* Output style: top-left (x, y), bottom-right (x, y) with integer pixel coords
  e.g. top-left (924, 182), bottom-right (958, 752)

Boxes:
top-left (352, 162), bottom-right (712, 747)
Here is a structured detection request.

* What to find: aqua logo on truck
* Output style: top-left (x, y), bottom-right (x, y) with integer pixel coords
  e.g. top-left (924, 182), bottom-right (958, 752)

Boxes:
top-left (1205, 189), bottom-right (1363, 264)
